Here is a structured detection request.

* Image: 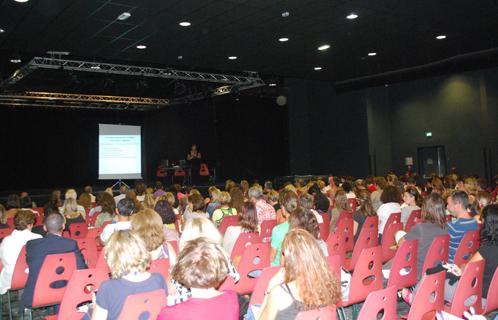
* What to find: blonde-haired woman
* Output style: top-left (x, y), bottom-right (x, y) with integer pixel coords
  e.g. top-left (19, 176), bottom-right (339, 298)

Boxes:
top-left (131, 209), bottom-right (176, 263)
top-left (212, 191), bottom-right (237, 227)
top-left (62, 198), bottom-right (85, 230)
top-left (87, 230), bottom-right (168, 320)
top-left (258, 229), bottom-right (341, 320)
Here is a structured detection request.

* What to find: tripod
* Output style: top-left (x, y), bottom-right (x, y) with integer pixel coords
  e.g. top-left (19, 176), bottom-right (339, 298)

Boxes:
top-left (109, 179), bottom-right (131, 191)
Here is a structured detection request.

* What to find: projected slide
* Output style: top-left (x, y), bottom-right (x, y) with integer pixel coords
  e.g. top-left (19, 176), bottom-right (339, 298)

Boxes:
top-left (98, 124), bottom-right (142, 179)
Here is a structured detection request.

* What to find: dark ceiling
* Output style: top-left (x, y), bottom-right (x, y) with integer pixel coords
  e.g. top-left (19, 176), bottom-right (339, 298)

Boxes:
top-left (1, 0), bottom-right (498, 87)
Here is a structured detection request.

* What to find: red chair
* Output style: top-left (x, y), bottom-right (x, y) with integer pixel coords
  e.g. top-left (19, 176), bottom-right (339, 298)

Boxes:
top-left (453, 230), bottom-right (480, 266)
top-left (326, 254), bottom-right (342, 280)
top-left (117, 289), bottom-right (167, 320)
top-left (321, 212), bottom-right (331, 228)
top-left (0, 227), bottom-right (13, 240)
top-left (6, 217), bottom-right (14, 229)
top-left (340, 246), bottom-right (383, 319)
top-left (218, 215), bottom-right (239, 235)
top-left (32, 207), bottom-right (44, 215)
top-left (69, 222), bottom-right (88, 239)
top-left (260, 219), bottom-right (277, 243)
top-left (86, 227), bottom-right (104, 243)
top-left (405, 209), bottom-right (422, 232)
top-left (76, 238), bottom-right (99, 268)
top-left (54, 268), bottom-right (109, 320)
top-left (444, 259), bottom-right (484, 318)
top-left (95, 249), bottom-right (110, 274)
top-left (249, 266), bottom-right (282, 305)
top-left (318, 222), bottom-right (330, 241)
top-left (406, 271), bottom-right (446, 320)
top-left (174, 169), bottom-right (186, 176)
top-left (335, 213), bottom-right (354, 252)
top-left (149, 258), bottom-right (170, 282)
top-left (382, 212), bottom-right (401, 235)
top-left (484, 266), bottom-right (498, 314)
top-left (357, 286), bottom-right (398, 320)
top-left (296, 305), bottom-right (336, 320)
top-left (387, 239), bottom-right (418, 290)
top-left (345, 216), bottom-right (378, 271)
top-left (422, 235), bottom-right (449, 274)
top-left (381, 220), bottom-right (403, 262)
top-left (6, 245), bottom-right (29, 319)
top-left (34, 215), bottom-right (44, 226)
top-left (221, 243), bottom-right (270, 294)
top-left (230, 232), bottom-right (262, 261)
top-left (27, 252), bottom-right (77, 318)
top-left (199, 163), bottom-right (210, 176)
top-left (326, 233), bottom-right (346, 266)
top-left (86, 213), bottom-right (99, 227)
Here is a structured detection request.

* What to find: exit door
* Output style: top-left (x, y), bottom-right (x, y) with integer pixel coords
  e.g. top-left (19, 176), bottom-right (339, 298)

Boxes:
top-left (418, 146), bottom-right (446, 178)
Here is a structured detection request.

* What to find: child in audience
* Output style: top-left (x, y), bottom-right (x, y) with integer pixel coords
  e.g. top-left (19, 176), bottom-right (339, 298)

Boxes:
top-left (157, 238), bottom-right (239, 320)
top-left (86, 230), bottom-right (167, 319)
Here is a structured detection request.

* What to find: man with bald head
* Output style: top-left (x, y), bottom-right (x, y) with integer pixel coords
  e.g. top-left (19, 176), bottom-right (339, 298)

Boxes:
top-left (20, 212), bottom-right (86, 313)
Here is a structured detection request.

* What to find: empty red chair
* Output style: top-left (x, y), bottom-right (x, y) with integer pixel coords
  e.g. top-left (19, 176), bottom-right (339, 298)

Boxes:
top-left (0, 227), bottom-right (13, 240)
top-left (260, 219), bottom-right (277, 243)
top-left (406, 270), bottom-right (446, 320)
top-left (218, 215), bottom-right (239, 235)
top-left (382, 212), bottom-right (401, 234)
top-left (444, 259), bottom-right (484, 318)
top-left (296, 305), bottom-right (336, 320)
top-left (484, 266), bottom-right (498, 314)
top-left (326, 233), bottom-right (346, 266)
top-left (221, 243), bottom-right (270, 294)
top-left (69, 222), bottom-right (88, 239)
top-left (77, 238), bottom-right (99, 268)
top-left (249, 266), bottom-right (282, 305)
top-left (358, 286), bottom-right (398, 320)
top-left (387, 239), bottom-right (418, 290)
top-left (453, 230), bottom-right (480, 266)
top-left (55, 268), bottom-right (109, 319)
top-left (85, 226), bottom-right (104, 242)
top-left (335, 213), bottom-right (354, 252)
top-left (230, 232), bottom-right (262, 261)
top-left (422, 235), bottom-right (449, 274)
top-left (405, 209), bottom-right (422, 232)
top-left (117, 289), bottom-right (167, 320)
top-left (199, 163), bottom-right (210, 176)
top-left (346, 216), bottom-right (378, 271)
top-left (381, 220), bottom-right (403, 262)
top-left (28, 252), bottom-right (77, 315)
top-left (149, 258), bottom-right (170, 282)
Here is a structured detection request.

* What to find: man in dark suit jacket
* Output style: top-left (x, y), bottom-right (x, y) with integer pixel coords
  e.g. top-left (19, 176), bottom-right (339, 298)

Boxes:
top-left (19, 212), bottom-right (86, 313)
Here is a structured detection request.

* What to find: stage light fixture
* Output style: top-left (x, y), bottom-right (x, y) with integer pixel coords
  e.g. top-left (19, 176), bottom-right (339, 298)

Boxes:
top-left (279, 37), bottom-right (289, 42)
top-left (318, 44), bottom-right (330, 51)
top-left (0, 28), bottom-right (5, 33)
top-left (10, 58), bottom-right (22, 63)
top-left (136, 44), bottom-right (147, 49)
top-left (117, 12), bottom-right (131, 21)
top-left (314, 66), bottom-right (322, 71)
top-left (14, 0), bottom-right (29, 2)
top-left (346, 13), bottom-right (358, 19)
top-left (179, 21), bottom-right (191, 27)
top-left (368, 52), bottom-right (377, 56)
top-left (436, 35), bottom-right (447, 40)
top-left (269, 83), bottom-right (277, 87)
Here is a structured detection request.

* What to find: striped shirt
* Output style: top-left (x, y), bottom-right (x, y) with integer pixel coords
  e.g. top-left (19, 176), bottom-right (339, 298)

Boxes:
top-left (447, 218), bottom-right (478, 263)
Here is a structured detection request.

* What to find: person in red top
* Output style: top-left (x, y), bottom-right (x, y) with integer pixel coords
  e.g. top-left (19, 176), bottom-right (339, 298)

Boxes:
top-left (248, 185), bottom-right (276, 225)
top-left (157, 238), bottom-right (239, 320)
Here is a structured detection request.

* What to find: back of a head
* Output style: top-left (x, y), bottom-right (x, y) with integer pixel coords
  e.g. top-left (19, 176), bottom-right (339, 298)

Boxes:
top-left (135, 181), bottom-right (146, 195)
top-left (84, 185), bottom-right (93, 194)
top-left (45, 212), bottom-right (64, 234)
top-left (117, 198), bottom-right (135, 217)
top-left (210, 189), bottom-right (221, 203)
top-left (279, 190), bottom-right (299, 214)
top-left (451, 190), bottom-right (469, 209)
top-left (239, 201), bottom-right (259, 232)
top-left (14, 209), bottom-right (36, 230)
top-left (334, 190), bottom-right (349, 210)
top-left (421, 193), bottom-right (446, 227)
top-left (481, 204), bottom-right (498, 244)
top-left (99, 192), bottom-right (117, 214)
top-left (105, 230), bottom-right (151, 279)
top-left (219, 191), bottom-right (231, 205)
top-left (374, 177), bottom-right (387, 190)
top-left (356, 189), bottom-right (375, 216)
top-left (78, 193), bottom-right (92, 209)
top-left (155, 181), bottom-right (164, 191)
top-left (20, 195), bottom-right (32, 209)
top-left (154, 200), bottom-right (176, 224)
top-left (7, 194), bottom-right (20, 209)
top-left (179, 217), bottom-right (222, 250)
top-left (341, 181), bottom-right (353, 193)
top-left (299, 193), bottom-right (314, 211)
top-left (248, 185), bottom-right (263, 200)
top-left (131, 209), bottom-right (164, 252)
top-left (119, 185), bottom-right (128, 195)
top-left (172, 237), bottom-right (229, 289)
top-left (189, 193), bottom-right (206, 212)
top-left (65, 189), bottom-right (78, 200)
top-left (380, 185), bottom-right (401, 204)
top-left (63, 198), bottom-right (78, 215)
top-left (289, 208), bottom-right (319, 239)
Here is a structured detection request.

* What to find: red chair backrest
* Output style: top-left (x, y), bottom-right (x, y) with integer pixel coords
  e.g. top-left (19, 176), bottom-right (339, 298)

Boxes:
top-left (117, 289), bottom-right (167, 320)
top-left (387, 239), bottom-right (418, 290)
top-left (347, 216), bottom-right (378, 271)
top-left (32, 252), bottom-right (77, 308)
top-left (174, 169), bottom-right (186, 177)
top-left (222, 243), bottom-right (270, 294)
top-left (86, 226), bottom-right (103, 240)
top-left (326, 233), bottom-right (346, 266)
top-left (76, 238), bottom-right (99, 268)
top-left (6, 217), bottom-right (14, 229)
top-left (447, 259), bottom-right (484, 317)
top-left (249, 266), bottom-right (281, 305)
top-left (335, 213), bottom-right (354, 252)
top-left (86, 214), bottom-right (98, 227)
top-left (381, 221), bottom-right (403, 262)
top-left (484, 266), bottom-right (498, 314)
top-left (321, 212), bottom-right (331, 227)
top-left (326, 254), bottom-right (342, 281)
top-left (382, 212), bottom-right (401, 234)
top-left (11, 245), bottom-right (28, 290)
top-left (453, 230), bottom-right (480, 266)
top-left (0, 227), bottom-right (13, 239)
top-left (407, 271), bottom-right (445, 320)
top-left (344, 246), bottom-right (383, 306)
top-left (347, 198), bottom-right (358, 212)
top-left (358, 286), bottom-right (398, 320)
top-left (218, 215), bottom-right (239, 235)
top-left (296, 305), bottom-right (336, 320)
top-left (230, 232), bottom-right (262, 260)
top-left (422, 235), bottom-right (449, 274)
top-left (199, 163), bottom-right (209, 176)
top-left (33, 207), bottom-right (45, 215)
top-left (148, 258), bottom-right (170, 282)
top-left (69, 222), bottom-right (89, 239)
top-left (260, 219), bottom-right (277, 243)
top-left (318, 222), bottom-right (330, 241)
top-left (57, 268), bottom-right (109, 319)
top-left (34, 215), bottom-right (44, 226)
top-left (405, 209), bottom-right (422, 232)
top-left (95, 249), bottom-right (110, 274)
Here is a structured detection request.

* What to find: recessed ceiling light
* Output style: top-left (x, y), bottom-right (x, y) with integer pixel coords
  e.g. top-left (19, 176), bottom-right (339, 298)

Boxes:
top-left (228, 56), bottom-right (237, 60)
top-left (117, 12), bottom-right (131, 21)
top-left (10, 58), bottom-right (21, 63)
top-left (136, 44), bottom-right (147, 49)
top-left (179, 21), bottom-right (191, 27)
top-left (368, 52), bottom-right (377, 56)
top-left (177, 55), bottom-right (183, 60)
top-left (268, 83), bottom-right (277, 87)
top-left (0, 28), bottom-right (4, 33)
top-left (278, 37), bottom-right (289, 42)
top-left (14, 0), bottom-right (29, 2)
top-left (436, 35), bottom-right (447, 40)
top-left (314, 66), bottom-right (322, 71)
top-left (281, 11), bottom-right (290, 17)
top-left (346, 13), bottom-right (358, 20)
top-left (318, 44), bottom-right (330, 51)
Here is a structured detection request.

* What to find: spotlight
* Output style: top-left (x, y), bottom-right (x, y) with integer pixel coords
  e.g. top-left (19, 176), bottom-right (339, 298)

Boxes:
top-left (318, 44), bottom-right (330, 51)
top-left (278, 37), bottom-right (289, 42)
top-left (228, 56), bottom-right (237, 60)
top-left (179, 21), bottom-right (191, 27)
top-left (346, 13), bottom-right (358, 20)
top-left (314, 66), bottom-right (322, 71)
top-left (269, 83), bottom-right (277, 87)
top-left (281, 11), bottom-right (290, 17)
top-left (0, 28), bottom-right (5, 33)
top-left (14, 0), bottom-right (29, 3)
top-left (117, 12), bottom-right (131, 21)
top-left (368, 52), bottom-right (377, 56)
top-left (136, 44), bottom-right (147, 49)
top-left (436, 35), bottom-right (447, 40)
top-left (10, 58), bottom-right (21, 64)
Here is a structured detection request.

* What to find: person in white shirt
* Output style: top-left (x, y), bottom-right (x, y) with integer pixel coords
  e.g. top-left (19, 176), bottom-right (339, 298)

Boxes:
top-left (0, 210), bottom-right (42, 294)
top-left (377, 185), bottom-right (402, 236)
top-left (100, 198), bottom-right (135, 244)
top-left (223, 201), bottom-right (259, 255)
top-left (113, 185), bottom-right (128, 205)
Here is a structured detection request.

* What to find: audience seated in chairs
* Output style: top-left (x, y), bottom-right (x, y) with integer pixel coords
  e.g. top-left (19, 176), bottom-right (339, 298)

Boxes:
top-left (298, 192), bottom-right (324, 224)
top-left (100, 198), bottom-right (135, 244)
top-left (61, 189), bottom-right (87, 218)
top-left (223, 201), bottom-right (259, 255)
top-left (84, 230), bottom-right (168, 320)
top-left (212, 191), bottom-right (237, 227)
top-left (157, 238), bottom-right (239, 320)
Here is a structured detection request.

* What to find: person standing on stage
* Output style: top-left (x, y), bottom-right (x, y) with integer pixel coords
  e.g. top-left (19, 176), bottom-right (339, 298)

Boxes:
top-left (187, 144), bottom-right (202, 185)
